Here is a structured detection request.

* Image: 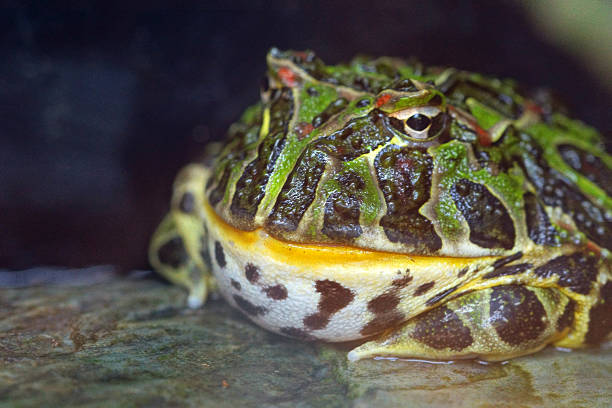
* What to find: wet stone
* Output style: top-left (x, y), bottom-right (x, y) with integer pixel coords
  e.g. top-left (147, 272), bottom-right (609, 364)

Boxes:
top-left (1, 269), bottom-right (611, 407)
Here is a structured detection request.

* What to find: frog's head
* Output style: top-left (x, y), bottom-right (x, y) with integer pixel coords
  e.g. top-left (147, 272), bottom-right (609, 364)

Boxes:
top-left (208, 48), bottom-right (610, 258)
top-left (264, 48), bottom-right (452, 151)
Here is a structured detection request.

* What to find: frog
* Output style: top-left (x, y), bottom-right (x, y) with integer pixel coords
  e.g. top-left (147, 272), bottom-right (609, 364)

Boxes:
top-left (149, 48), bottom-right (612, 361)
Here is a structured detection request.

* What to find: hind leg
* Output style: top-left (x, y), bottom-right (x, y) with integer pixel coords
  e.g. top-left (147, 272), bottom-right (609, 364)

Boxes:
top-left (349, 285), bottom-right (575, 361)
top-left (149, 164), bottom-right (216, 307)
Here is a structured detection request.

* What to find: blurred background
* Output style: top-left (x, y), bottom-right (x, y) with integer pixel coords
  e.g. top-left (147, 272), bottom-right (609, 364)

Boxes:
top-left (1, 0), bottom-right (610, 272)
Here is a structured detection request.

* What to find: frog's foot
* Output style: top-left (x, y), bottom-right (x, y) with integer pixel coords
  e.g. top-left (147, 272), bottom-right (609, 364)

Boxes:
top-left (149, 164), bottom-right (216, 308)
top-left (348, 285), bottom-right (576, 362)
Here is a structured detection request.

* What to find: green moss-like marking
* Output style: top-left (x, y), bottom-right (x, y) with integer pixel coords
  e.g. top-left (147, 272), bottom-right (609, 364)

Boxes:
top-left (454, 289), bottom-right (487, 325)
top-left (466, 98), bottom-right (503, 129)
top-left (261, 84), bottom-right (338, 211)
top-left (431, 141), bottom-right (526, 239)
top-left (388, 89), bottom-right (445, 111)
top-left (298, 83), bottom-right (338, 123)
top-left (526, 120), bottom-right (612, 209)
top-left (343, 157), bottom-right (381, 224)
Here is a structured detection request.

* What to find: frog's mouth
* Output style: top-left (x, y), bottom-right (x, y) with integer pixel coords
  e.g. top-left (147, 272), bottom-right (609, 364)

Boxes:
top-left (204, 199), bottom-right (493, 281)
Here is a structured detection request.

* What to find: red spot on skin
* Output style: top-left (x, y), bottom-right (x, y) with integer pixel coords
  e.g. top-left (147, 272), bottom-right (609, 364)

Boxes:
top-left (448, 106), bottom-right (492, 146)
top-left (525, 101), bottom-right (544, 115)
top-left (586, 241), bottom-right (602, 256)
top-left (475, 126), bottom-right (492, 147)
top-left (278, 67), bottom-right (297, 87)
top-left (375, 93), bottom-right (392, 108)
top-left (295, 122), bottom-right (314, 139)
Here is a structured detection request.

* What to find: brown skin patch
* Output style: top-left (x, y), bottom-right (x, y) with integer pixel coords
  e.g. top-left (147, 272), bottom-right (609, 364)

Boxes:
top-left (426, 285), bottom-right (459, 307)
top-left (375, 145), bottom-right (442, 253)
top-left (303, 280), bottom-right (354, 330)
top-left (322, 172), bottom-right (365, 242)
top-left (534, 253), bottom-right (598, 294)
top-left (367, 292), bottom-right (401, 314)
top-left (411, 305), bottom-right (473, 351)
top-left (457, 267), bottom-right (469, 278)
top-left (233, 295), bottom-right (267, 316)
top-left (585, 281), bottom-right (612, 344)
top-left (414, 281), bottom-right (435, 296)
top-left (360, 276), bottom-right (411, 336)
top-left (556, 299), bottom-right (575, 332)
top-left (489, 286), bottom-right (547, 346)
top-left (264, 284), bottom-right (288, 300)
top-left (483, 263), bottom-right (532, 279)
top-left (245, 263), bottom-right (260, 283)
top-left (392, 271), bottom-right (413, 288)
top-left (524, 192), bottom-right (559, 246)
top-left (179, 192), bottom-right (195, 213)
top-left (450, 178), bottom-right (516, 250)
top-left (303, 313), bottom-right (330, 330)
top-left (492, 252), bottom-right (524, 269)
top-left (158, 236), bottom-right (188, 268)
top-left (314, 279), bottom-right (355, 314)
top-left (360, 311), bottom-right (405, 337)
top-left (230, 279), bottom-right (241, 291)
top-left (214, 241), bottom-right (226, 268)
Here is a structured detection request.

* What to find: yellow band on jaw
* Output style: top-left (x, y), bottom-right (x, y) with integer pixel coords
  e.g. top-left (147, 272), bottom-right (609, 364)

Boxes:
top-left (204, 198), bottom-right (493, 271)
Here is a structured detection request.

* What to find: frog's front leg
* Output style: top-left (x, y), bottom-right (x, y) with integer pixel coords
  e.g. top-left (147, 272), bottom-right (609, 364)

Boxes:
top-left (348, 285), bottom-right (575, 361)
top-left (149, 164), bottom-right (216, 308)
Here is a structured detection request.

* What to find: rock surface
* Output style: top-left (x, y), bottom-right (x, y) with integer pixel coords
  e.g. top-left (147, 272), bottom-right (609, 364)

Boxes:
top-left (1, 271), bottom-right (611, 407)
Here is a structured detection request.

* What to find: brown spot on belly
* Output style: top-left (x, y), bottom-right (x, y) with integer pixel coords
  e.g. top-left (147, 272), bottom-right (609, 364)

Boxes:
top-left (360, 311), bottom-right (405, 337)
top-left (233, 295), bottom-right (267, 316)
top-left (414, 281), bottom-right (435, 296)
top-left (489, 286), bottom-right (547, 345)
top-left (245, 263), bottom-right (260, 283)
top-left (411, 305), bottom-right (473, 351)
top-left (367, 292), bottom-right (400, 314)
top-left (230, 279), bottom-right (241, 291)
top-left (264, 284), bottom-right (288, 300)
top-left (303, 280), bottom-right (354, 330)
top-left (392, 270), bottom-right (413, 288)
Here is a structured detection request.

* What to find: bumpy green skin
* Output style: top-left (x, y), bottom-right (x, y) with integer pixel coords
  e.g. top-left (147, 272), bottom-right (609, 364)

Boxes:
top-left (207, 48), bottom-right (611, 259)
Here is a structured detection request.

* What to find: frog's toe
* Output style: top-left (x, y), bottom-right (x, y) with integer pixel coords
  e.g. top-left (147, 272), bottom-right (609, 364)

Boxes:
top-left (349, 285), bottom-right (574, 362)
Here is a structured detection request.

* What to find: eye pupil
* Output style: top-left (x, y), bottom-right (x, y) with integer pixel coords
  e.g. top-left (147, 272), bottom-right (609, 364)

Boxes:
top-left (406, 114), bottom-right (431, 131)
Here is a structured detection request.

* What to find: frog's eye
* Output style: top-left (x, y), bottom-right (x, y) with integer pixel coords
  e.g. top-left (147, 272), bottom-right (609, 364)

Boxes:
top-left (406, 113), bottom-right (431, 131)
top-left (387, 107), bottom-right (448, 141)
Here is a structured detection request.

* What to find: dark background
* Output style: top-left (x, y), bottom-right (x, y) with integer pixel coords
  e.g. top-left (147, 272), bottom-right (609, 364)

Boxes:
top-left (1, 1), bottom-right (610, 272)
